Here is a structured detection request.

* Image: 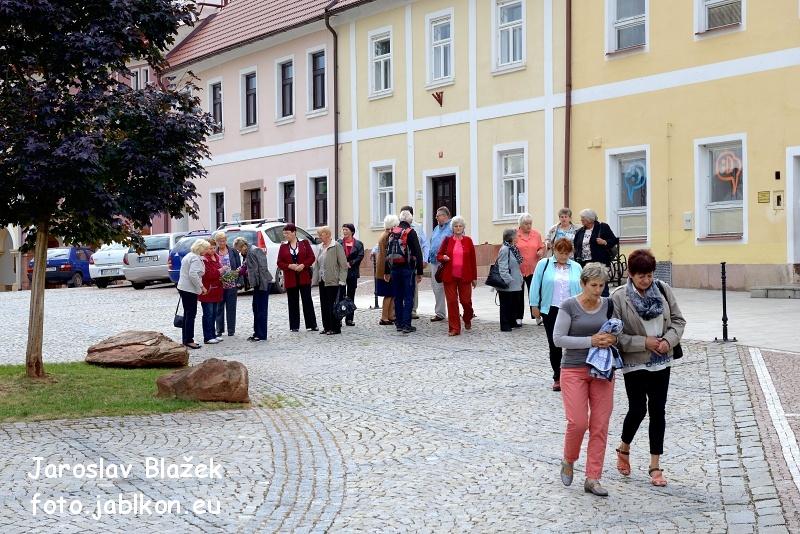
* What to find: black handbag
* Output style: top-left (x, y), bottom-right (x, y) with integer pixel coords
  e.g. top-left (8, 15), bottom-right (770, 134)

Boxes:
top-left (333, 288), bottom-right (356, 320)
top-left (485, 262), bottom-right (508, 289)
top-left (434, 263), bottom-right (445, 283)
top-left (173, 296), bottom-right (184, 328)
top-left (655, 281), bottom-right (683, 359)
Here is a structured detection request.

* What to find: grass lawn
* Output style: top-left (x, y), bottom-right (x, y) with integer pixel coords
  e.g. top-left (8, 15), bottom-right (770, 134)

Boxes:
top-left (0, 362), bottom-right (248, 422)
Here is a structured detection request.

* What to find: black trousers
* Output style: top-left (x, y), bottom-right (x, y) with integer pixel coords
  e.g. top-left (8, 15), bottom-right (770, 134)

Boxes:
top-left (345, 277), bottom-right (358, 321)
top-left (498, 290), bottom-right (520, 331)
top-left (287, 284), bottom-right (317, 330)
top-left (621, 367), bottom-right (671, 455)
top-left (319, 282), bottom-right (342, 334)
top-left (542, 306), bottom-right (562, 381)
top-left (518, 275), bottom-right (533, 320)
top-left (178, 290), bottom-right (198, 344)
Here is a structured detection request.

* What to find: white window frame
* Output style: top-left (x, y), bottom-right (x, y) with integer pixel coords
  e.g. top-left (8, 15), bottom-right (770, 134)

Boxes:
top-left (368, 27), bottom-right (393, 99)
top-left (491, 0), bottom-right (526, 74)
top-left (307, 169), bottom-right (330, 228)
top-left (131, 70), bottom-right (140, 90)
top-left (605, 145), bottom-right (651, 244)
top-left (370, 160), bottom-right (396, 228)
top-left (694, 0), bottom-right (746, 39)
top-left (239, 66), bottom-right (258, 133)
top-left (694, 133), bottom-right (748, 244)
top-left (425, 9), bottom-right (455, 88)
top-left (492, 142), bottom-right (528, 222)
top-left (275, 55), bottom-right (296, 125)
top-left (306, 45), bottom-right (328, 117)
top-left (140, 67), bottom-right (150, 87)
top-left (206, 77), bottom-right (224, 140)
top-left (276, 175), bottom-right (296, 222)
top-left (605, 0), bottom-right (649, 56)
top-left (208, 188), bottom-right (226, 230)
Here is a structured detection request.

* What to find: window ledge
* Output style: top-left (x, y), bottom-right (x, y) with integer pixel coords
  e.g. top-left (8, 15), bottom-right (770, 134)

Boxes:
top-left (239, 125), bottom-right (258, 135)
top-left (492, 218), bottom-right (518, 225)
top-left (695, 22), bottom-right (741, 37)
top-left (425, 78), bottom-right (455, 91)
top-left (274, 116), bottom-right (295, 126)
top-left (368, 90), bottom-right (394, 101)
top-left (606, 44), bottom-right (646, 57)
top-left (697, 234), bottom-right (743, 242)
top-left (370, 225), bottom-right (385, 231)
top-left (619, 237), bottom-right (647, 244)
top-left (306, 108), bottom-right (329, 119)
top-left (207, 132), bottom-right (224, 141)
top-left (492, 62), bottom-right (526, 77)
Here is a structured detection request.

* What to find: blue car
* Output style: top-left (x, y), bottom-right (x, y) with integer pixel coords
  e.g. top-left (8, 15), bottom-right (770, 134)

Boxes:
top-left (27, 246), bottom-right (94, 287)
top-left (167, 230), bottom-right (212, 284)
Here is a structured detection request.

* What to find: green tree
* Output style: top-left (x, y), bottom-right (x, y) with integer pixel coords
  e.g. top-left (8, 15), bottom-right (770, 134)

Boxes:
top-left (0, 0), bottom-right (213, 377)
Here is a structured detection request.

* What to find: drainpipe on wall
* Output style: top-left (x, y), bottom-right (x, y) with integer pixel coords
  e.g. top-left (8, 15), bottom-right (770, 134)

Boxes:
top-left (325, 0), bottom-right (340, 232)
top-left (563, 0), bottom-right (572, 208)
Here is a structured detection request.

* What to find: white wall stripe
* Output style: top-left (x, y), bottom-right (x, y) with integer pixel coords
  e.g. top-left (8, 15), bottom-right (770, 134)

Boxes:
top-left (350, 21), bottom-right (360, 230)
top-left (749, 347), bottom-right (800, 496)
top-left (468, 0), bottom-right (479, 242)
top-left (405, 5), bottom-right (416, 209)
top-left (543, 0), bottom-right (554, 227)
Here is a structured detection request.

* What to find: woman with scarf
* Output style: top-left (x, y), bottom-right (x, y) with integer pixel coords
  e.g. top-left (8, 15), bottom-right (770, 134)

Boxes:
top-left (496, 228), bottom-right (524, 332)
top-left (277, 223), bottom-right (318, 332)
top-left (611, 249), bottom-right (686, 487)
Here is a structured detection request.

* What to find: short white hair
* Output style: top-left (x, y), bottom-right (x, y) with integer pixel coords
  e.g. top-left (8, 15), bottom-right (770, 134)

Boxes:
top-left (450, 215), bottom-right (466, 229)
top-left (190, 238), bottom-right (211, 255)
top-left (232, 236), bottom-right (249, 250)
top-left (398, 210), bottom-right (413, 223)
top-left (212, 230), bottom-right (226, 241)
top-left (579, 209), bottom-right (598, 222)
top-left (517, 212), bottom-right (533, 226)
top-left (383, 214), bottom-right (400, 230)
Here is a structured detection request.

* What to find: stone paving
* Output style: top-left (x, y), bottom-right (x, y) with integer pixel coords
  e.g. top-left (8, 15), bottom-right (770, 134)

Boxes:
top-left (0, 285), bottom-right (795, 532)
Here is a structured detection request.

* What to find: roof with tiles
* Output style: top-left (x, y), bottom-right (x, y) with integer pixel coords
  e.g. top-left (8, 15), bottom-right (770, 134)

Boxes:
top-left (166, 0), bottom-right (375, 71)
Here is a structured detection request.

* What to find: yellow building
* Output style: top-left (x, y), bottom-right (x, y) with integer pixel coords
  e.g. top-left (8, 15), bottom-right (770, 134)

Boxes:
top-left (167, 0), bottom-right (800, 289)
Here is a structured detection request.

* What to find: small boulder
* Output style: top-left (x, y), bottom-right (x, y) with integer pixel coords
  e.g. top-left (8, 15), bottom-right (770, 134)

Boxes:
top-left (156, 358), bottom-right (249, 403)
top-left (86, 331), bottom-right (188, 368)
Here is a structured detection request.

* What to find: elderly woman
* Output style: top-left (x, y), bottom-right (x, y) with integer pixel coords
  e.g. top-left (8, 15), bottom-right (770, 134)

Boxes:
top-left (315, 226), bottom-right (349, 335)
top-left (233, 237), bottom-right (272, 342)
top-left (176, 239), bottom-right (209, 349)
top-left (277, 223), bottom-right (318, 332)
top-left (516, 213), bottom-right (546, 325)
top-left (573, 209), bottom-right (619, 297)
top-left (553, 263), bottom-right (618, 497)
top-left (374, 215), bottom-right (399, 326)
top-left (545, 208), bottom-right (580, 255)
top-left (611, 249), bottom-right (686, 487)
top-left (495, 228), bottom-right (523, 332)
top-left (338, 223), bottom-right (365, 326)
top-left (387, 210), bottom-right (424, 334)
top-left (530, 238), bottom-right (583, 391)
top-left (213, 230), bottom-right (241, 337)
top-left (436, 216), bottom-right (477, 336)
top-left (198, 238), bottom-right (224, 345)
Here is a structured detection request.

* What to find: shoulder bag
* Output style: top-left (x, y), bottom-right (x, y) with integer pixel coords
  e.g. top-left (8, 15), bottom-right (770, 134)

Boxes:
top-left (655, 281), bottom-right (683, 359)
top-left (434, 237), bottom-right (450, 283)
top-left (485, 248), bottom-right (510, 289)
top-left (173, 295), bottom-right (184, 329)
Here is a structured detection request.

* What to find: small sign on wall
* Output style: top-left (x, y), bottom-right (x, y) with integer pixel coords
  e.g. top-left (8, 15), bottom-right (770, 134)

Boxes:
top-left (757, 191), bottom-right (771, 203)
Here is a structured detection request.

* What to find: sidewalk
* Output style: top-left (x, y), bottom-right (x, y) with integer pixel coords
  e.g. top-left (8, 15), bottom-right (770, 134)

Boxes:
top-left (355, 280), bottom-right (800, 352)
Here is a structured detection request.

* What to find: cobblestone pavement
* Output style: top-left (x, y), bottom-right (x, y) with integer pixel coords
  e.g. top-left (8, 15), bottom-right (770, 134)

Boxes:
top-left (0, 286), bottom-right (796, 532)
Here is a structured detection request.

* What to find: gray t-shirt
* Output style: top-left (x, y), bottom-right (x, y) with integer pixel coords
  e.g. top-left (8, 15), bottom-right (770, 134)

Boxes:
top-left (553, 296), bottom-right (611, 368)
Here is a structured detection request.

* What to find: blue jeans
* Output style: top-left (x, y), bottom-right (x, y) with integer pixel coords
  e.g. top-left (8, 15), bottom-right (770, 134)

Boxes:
top-left (252, 286), bottom-right (270, 340)
top-left (390, 267), bottom-right (415, 329)
top-left (201, 301), bottom-right (220, 342)
top-left (215, 287), bottom-right (238, 335)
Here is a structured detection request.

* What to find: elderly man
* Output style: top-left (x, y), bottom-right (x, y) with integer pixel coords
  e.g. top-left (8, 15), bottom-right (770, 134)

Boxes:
top-left (427, 206), bottom-right (452, 322)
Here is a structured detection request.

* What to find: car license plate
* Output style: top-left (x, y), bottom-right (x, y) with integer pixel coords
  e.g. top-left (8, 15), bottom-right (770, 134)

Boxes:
top-left (101, 269), bottom-right (120, 275)
top-left (138, 256), bottom-right (158, 263)
top-left (46, 267), bottom-right (56, 272)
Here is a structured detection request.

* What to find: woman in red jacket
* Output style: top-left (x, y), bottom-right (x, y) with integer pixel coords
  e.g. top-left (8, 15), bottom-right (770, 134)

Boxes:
top-left (435, 216), bottom-right (477, 336)
top-left (198, 240), bottom-right (224, 344)
top-left (277, 224), bottom-right (319, 332)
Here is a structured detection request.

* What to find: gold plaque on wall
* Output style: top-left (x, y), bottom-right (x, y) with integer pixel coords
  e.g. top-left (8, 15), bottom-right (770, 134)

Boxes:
top-left (757, 191), bottom-right (771, 203)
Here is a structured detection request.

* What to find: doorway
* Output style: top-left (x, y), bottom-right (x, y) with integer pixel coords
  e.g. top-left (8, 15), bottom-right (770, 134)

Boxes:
top-left (790, 152), bottom-right (800, 264)
top-left (431, 174), bottom-right (456, 228)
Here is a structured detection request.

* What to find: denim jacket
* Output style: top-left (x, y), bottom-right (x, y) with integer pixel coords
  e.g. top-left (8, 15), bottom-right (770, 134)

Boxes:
top-left (428, 221), bottom-right (453, 264)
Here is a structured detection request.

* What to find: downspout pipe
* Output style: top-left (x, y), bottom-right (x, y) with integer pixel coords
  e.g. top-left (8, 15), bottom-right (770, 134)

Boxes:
top-left (325, 0), bottom-right (340, 232)
top-left (564, 0), bottom-right (572, 208)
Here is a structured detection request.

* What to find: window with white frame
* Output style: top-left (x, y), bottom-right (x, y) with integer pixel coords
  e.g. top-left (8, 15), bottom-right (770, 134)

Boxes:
top-left (698, 0), bottom-right (742, 32)
top-left (309, 50), bottom-right (326, 111)
top-left (210, 82), bottom-right (223, 134)
top-left (278, 60), bottom-right (294, 119)
top-left (373, 167), bottom-right (394, 225)
top-left (131, 70), bottom-right (140, 90)
top-left (497, 150), bottom-right (526, 218)
top-left (428, 13), bottom-right (453, 83)
top-left (242, 72), bottom-right (257, 127)
top-left (609, 0), bottom-right (646, 51)
top-left (700, 141), bottom-right (745, 236)
top-left (496, 0), bottom-right (524, 68)
top-left (610, 151), bottom-right (648, 240)
top-left (141, 67), bottom-right (149, 86)
top-left (369, 30), bottom-right (392, 96)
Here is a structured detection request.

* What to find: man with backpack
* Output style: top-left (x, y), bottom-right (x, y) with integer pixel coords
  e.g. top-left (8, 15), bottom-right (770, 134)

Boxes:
top-left (384, 210), bottom-right (424, 333)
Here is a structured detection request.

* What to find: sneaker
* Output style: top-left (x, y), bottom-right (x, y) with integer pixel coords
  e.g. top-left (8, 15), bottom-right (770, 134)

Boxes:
top-left (584, 479), bottom-right (609, 497)
top-left (290, 329), bottom-right (299, 333)
top-left (215, 337), bottom-right (224, 342)
top-left (430, 316), bottom-right (445, 322)
top-left (205, 338), bottom-right (220, 345)
top-left (345, 320), bottom-right (355, 327)
top-left (411, 313), bottom-right (419, 319)
top-left (307, 327), bottom-right (319, 332)
top-left (402, 326), bottom-right (417, 333)
top-left (536, 317), bottom-right (544, 326)
top-left (560, 461), bottom-right (574, 486)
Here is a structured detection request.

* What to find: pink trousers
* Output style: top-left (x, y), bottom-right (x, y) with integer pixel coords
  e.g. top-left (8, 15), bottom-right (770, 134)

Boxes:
top-left (560, 366), bottom-right (615, 480)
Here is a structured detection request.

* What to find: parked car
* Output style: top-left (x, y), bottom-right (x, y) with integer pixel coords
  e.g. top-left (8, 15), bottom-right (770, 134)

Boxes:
top-left (123, 232), bottom-right (186, 289)
top-left (27, 246), bottom-right (93, 287)
top-left (88, 242), bottom-right (128, 288)
top-left (167, 219), bottom-right (320, 293)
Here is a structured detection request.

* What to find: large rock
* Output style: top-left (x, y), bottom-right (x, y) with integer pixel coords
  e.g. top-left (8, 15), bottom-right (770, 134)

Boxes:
top-left (156, 358), bottom-right (249, 403)
top-left (86, 331), bottom-right (188, 368)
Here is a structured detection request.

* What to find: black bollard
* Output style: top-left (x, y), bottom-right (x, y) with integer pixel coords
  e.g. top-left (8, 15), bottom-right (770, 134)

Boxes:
top-left (714, 261), bottom-right (737, 343)
top-left (370, 254), bottom-right (379, 309)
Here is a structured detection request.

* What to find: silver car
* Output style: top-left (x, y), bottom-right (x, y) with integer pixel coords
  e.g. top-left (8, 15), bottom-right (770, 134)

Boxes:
top-left (123, 232), bottom-right (186, 290)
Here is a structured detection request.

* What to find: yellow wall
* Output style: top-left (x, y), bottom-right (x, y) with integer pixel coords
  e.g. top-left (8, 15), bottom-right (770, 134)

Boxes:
top-left (414, 122), bottom-right (471, 224)
top-left (356, 133), bottom-right (409, 238)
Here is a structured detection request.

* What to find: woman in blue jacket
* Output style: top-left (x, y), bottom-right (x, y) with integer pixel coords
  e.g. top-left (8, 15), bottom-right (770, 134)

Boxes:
top-left (530, 237), bottom-right (583, 391)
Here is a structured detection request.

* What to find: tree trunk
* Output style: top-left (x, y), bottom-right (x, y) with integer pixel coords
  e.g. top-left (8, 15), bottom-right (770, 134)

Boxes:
top-left (25, 225), bottom-right (48, 378)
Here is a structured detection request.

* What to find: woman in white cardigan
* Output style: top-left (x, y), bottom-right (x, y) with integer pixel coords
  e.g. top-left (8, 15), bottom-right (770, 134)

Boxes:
top-left (176, 239), bottom-right (210, 349)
